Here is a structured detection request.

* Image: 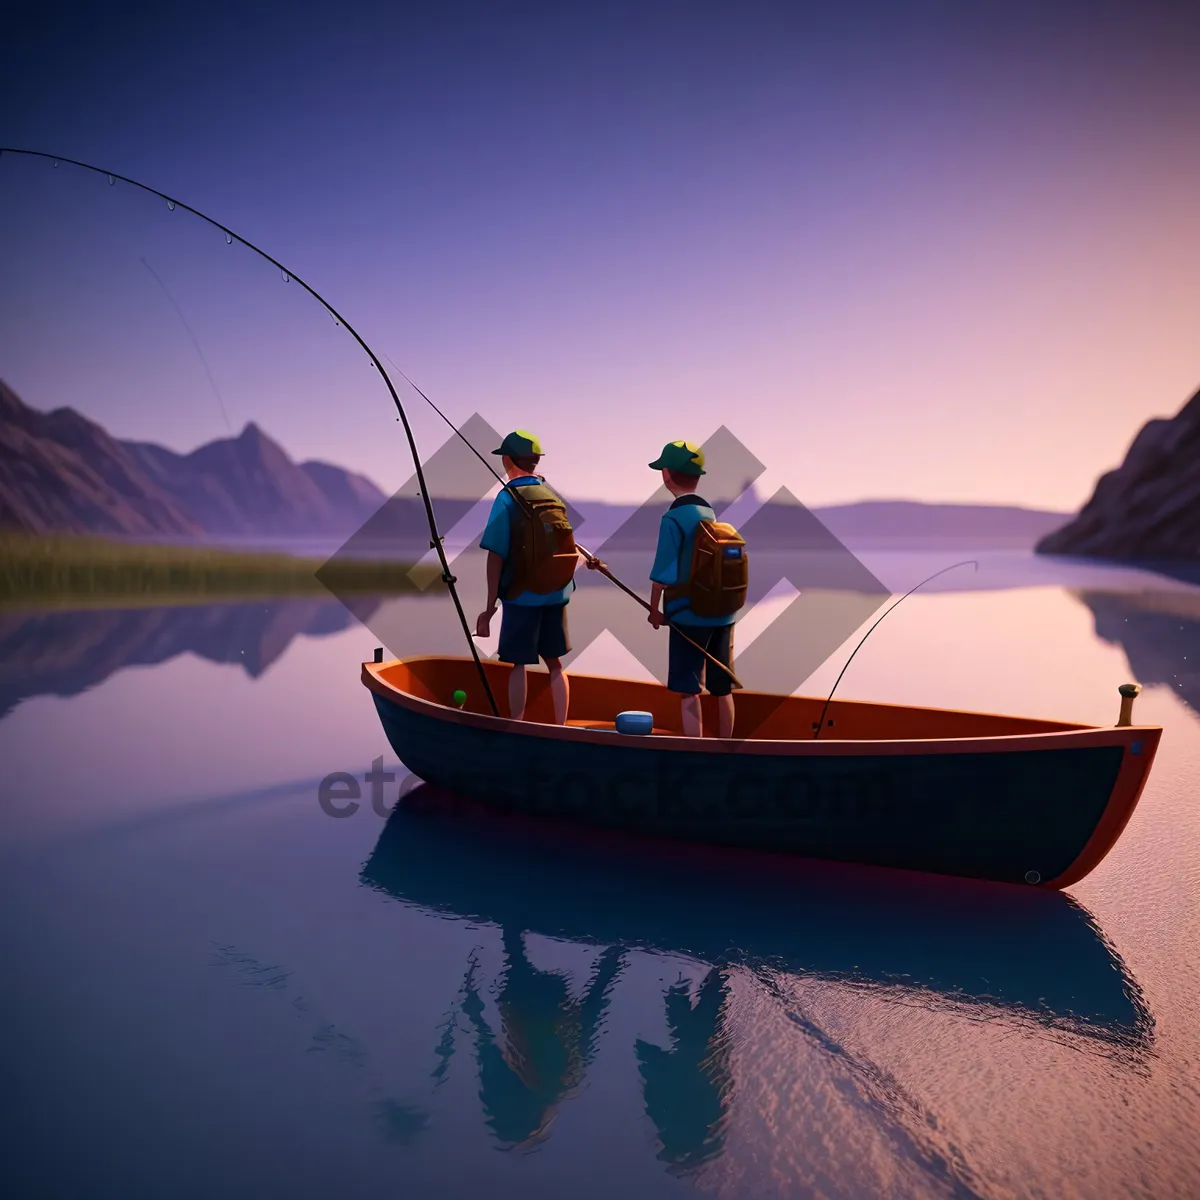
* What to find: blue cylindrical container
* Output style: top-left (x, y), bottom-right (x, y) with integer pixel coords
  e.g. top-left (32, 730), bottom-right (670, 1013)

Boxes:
top-left (615, 710), bottom-right (654, 735)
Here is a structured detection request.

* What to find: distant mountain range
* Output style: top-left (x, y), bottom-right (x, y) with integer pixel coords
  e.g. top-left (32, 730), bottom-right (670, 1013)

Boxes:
top-left (1037, 386), bottom-right (1200, 561)
top-left (0, 379), bottom-right (388, 539)
top-left (580, 496), bottom-right (1070, 550)
top-left (1, 379), bottom-right (1073, 548)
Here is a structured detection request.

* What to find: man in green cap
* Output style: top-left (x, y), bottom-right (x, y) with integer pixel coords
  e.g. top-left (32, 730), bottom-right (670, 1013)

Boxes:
top-left (647, 440), bottom-right (743, 738)
top-left (476, 431), bottom-right (585, 724)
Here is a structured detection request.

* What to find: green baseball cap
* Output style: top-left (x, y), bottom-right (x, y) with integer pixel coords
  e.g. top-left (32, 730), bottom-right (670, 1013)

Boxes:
top-left (649, 440), bottom-right (706, 476)
top-left (492, 429), bottom-right (543, 457)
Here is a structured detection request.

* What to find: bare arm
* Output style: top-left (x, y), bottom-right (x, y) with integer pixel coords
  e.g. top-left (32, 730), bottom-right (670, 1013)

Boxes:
top-left (648, 516), bottom-right (680, 628)
top-left (475, 552), bottom-right (505, 637)
top-left (648, 582), bottom-right (665, 628)
top-left (485, 551), bottom-right (504, 610)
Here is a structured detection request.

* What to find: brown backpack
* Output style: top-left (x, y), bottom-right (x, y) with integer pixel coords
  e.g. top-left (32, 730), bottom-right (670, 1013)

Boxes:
top-left (504, 482), bottom-right (580, 597)
top-left (666, 519), bottom-right (748, 618)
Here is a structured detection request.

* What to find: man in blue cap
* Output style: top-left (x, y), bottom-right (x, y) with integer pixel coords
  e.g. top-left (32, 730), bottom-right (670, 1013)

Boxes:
top-left (646, 440), bottom-right (739, 738)
top-left (476, 431), bottom-right (581, 724)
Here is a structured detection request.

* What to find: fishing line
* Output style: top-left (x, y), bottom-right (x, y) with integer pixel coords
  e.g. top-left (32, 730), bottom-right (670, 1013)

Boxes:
top-left (139, 256), bottom-right (234, 435)
top-left (0, 146), bottom-right (500, 717)
top-left (812, 560), bottom-right (979, 739)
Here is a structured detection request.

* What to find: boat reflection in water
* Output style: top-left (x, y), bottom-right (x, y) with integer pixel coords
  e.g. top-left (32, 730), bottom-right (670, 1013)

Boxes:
top-left (361, 783), bottom-right (1153, 1164)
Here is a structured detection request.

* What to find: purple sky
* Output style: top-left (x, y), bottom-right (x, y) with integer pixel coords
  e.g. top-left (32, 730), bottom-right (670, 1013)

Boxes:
top-left (2, 0), bottom-right (1199, 506)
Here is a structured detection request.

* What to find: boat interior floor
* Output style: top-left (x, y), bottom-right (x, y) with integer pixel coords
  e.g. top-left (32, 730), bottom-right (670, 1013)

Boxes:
top-left (369, 658), bottom-right (1106, 742)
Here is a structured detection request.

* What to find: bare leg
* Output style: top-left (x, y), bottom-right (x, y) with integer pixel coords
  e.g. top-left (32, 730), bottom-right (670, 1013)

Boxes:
top-left (508, 664), bottom-right (527, 721)
top-left (681, 694), bottom-right (703, 737)
top-left (545, 656), bottom-right (569, 725)
top-left (716, 694), bottom-right (735, 738)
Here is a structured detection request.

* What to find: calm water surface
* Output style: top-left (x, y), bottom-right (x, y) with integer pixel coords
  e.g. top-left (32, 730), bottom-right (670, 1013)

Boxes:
top-left (1, 552), bottom-right (1198, 1199)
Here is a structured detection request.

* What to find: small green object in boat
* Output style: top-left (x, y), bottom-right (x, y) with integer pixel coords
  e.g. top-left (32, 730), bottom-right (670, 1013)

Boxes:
top-left (452, 689), bottom-right (467, 708)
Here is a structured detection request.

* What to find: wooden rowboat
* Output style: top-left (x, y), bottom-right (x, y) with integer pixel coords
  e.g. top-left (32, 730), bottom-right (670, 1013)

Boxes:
top-left (362, 655), bottom-right (1161, 889)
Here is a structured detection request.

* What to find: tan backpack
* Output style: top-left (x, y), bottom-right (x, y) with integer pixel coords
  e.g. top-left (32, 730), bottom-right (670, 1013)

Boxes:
top-left (666, 519), bottom-right (748, 618)
top-left (504, 482), bottom-right (580, 597)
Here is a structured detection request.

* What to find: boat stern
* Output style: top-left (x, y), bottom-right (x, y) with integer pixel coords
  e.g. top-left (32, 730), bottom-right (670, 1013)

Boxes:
top-left (1045, 722), bottom-right (1162, 889)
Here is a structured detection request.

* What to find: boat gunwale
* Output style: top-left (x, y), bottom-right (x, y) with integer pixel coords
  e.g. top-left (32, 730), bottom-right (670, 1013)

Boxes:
top-left (362, 656), bottom-right (1162, 758)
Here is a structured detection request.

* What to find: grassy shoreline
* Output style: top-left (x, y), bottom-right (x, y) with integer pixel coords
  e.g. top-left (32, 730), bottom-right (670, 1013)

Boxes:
top-left (0, 533), bottom-right (420, 609)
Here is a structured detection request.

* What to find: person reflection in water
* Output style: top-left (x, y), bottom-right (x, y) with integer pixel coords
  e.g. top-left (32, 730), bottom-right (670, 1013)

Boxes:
top-left (635, 968), bottom-right (735, 1174)
top-left (458, 927), bottom-right (625, 1148)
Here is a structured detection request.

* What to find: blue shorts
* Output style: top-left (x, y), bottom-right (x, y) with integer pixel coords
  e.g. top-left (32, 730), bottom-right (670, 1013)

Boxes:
top-left (498, 603), bottom-right (570, 665)
top-left (667, 622), bottom-right (735, 696)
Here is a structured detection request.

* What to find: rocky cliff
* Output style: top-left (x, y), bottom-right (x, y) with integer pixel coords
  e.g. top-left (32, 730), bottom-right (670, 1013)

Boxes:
top-left (1037, 388), bottom-right (1200, 561)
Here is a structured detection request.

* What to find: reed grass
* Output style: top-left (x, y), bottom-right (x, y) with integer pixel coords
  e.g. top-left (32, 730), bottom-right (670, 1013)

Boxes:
top-left (0, 532), bottom-right (419, 608)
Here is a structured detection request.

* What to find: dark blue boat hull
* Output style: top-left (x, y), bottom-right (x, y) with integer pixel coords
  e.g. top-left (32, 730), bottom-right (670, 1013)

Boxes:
top-left (372, 693), bottom-right (1125, 887)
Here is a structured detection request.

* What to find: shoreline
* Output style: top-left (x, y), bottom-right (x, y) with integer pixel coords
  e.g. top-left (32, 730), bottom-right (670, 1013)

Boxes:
top-left (0, 533), bottom-right (418, 609)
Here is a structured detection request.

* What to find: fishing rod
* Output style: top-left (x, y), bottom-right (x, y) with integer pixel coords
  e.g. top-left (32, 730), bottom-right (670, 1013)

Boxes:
top-left (379, 356), bottom-right (745, 691)
top-left (811, 559), bottom-right (979, 740)
top-left (0, 146), bottom-right (501, 717)
top-left (567, 549), bottom-right (744, 692)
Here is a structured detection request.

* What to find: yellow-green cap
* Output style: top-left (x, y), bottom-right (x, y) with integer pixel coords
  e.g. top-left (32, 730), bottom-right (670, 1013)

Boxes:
top-left (492, 430), bottom-right (543, 457)
top-left (649, 440), bottom-right (706, 475)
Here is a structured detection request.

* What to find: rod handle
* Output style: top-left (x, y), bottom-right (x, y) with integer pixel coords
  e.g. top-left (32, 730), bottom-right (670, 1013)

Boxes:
top-left (1116, 682), bottom-right (1142, 727)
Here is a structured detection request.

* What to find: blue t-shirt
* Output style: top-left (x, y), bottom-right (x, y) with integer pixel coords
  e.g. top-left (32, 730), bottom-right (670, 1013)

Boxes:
top-left (480, 476), bottom-right (576, 607)
top-left (649, 495), bottom-right (737, 627)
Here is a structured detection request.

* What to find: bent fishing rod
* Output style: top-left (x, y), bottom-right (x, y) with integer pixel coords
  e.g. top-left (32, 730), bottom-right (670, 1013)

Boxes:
top-left (811, 559), bottom-right (979, 739)
top-left (0, 147), bottom-right (502, 717)
top-left (378, 356), bottom-right (745, 691)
